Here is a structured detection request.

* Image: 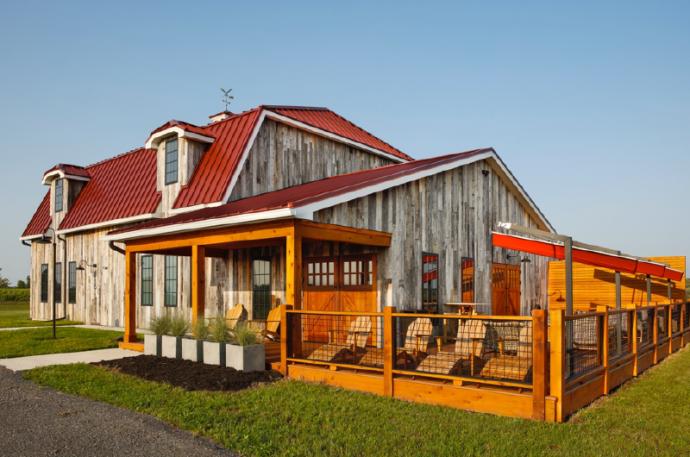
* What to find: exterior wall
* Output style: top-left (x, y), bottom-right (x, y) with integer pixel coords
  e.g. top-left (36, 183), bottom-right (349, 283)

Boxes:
top-left (312, 160), bottom-right (550, 315)
top-left (229, 119), bottom-right (394, 201)
top-left (157, 137), bottom-right (208, 215)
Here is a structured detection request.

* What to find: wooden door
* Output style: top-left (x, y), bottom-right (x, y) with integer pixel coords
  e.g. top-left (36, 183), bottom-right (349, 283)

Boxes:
top-left (492, 262), bottom-right (521, 315)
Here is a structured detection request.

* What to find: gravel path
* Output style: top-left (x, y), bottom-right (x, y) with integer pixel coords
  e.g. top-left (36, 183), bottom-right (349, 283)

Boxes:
top-left (0, 367), bottom-right (236, 457)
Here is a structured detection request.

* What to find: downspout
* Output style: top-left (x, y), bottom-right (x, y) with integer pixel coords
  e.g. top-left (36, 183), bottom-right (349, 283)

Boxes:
top-left (21, 240), bottom-right (31, 247)
top-left (109, 240), bottom-right (126, 255)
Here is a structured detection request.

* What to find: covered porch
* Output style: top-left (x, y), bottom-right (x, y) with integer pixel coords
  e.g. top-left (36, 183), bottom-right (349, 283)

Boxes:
top-left (116, 218), bottom-right (391, 352)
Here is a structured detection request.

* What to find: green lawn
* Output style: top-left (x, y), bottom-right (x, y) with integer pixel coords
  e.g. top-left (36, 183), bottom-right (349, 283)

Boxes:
top-left (24, 347), bottom-right (690, 457)
top-left (0, 327), bottom-right (123, 358)
top-left (0, 301), bottom-right (81, 328)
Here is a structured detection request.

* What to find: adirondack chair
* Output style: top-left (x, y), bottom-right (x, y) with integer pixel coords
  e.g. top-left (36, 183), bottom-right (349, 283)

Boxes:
top-left (307, 316), bottom-right (372, 364)
top-left (480, 324), bottom-right (532, 382)
top-left (358, 317), bottom-right (433, 368)
top-left (225, 304), bottom-right (247, 331)
top-left (415, 318), bottom-right (487, 376)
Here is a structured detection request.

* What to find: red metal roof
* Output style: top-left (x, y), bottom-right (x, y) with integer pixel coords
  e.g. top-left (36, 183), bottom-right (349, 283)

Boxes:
top-left (148, 120), bottom-right (214, 140)
top-left (43, 164), bottom-right (90, 180)
top-left (21, 191), bottom-right (51, 238)
top-left (173, 108), bottom-right (262, 208)
top-left (266, 106), bottom-right (412, 161)
top-left (110, 149), bottom-right (490, 235)
top-left (58, 148), bottom-right (160, 231)
top-left (492, 232), bottom-right (684, 282)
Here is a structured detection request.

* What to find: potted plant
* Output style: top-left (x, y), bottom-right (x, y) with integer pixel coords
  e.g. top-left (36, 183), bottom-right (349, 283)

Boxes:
top-left (226, 323), bottom-right (265, 372)
top-left (204, 316), bottom-right (230, 365)
top-left (161, 315), bottom-right (189, 359)
top-left (144, 315), bottom-right (171, 357)
top-left (182, 318), bottom-right (209, 362)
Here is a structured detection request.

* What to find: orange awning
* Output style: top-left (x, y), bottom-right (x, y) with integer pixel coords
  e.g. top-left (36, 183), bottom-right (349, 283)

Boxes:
top-left (492, 232), bottom-right (684, 282)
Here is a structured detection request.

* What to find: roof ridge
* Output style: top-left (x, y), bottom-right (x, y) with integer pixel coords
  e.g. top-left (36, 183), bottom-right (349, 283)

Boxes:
top-left (260, 105), bottom-right (329, 111)
top-left (205, 106), bottom-right (263, 127)
top-left (85, 146), bottom-right (151, 169)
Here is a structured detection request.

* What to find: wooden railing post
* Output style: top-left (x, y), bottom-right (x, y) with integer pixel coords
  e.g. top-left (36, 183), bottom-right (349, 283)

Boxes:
top-left (632, 309), bottom-right (639, 376)
top-left (383, 306), bottom-right (395, 397)
top-left (668, 304), bottom-right (673, 355)
top-left (549, 309), bottom-right (565, 422)
top-left (652, 307), bottom-right (659, 364)
top-left (681, 303), bottom-right (686, 347)
top-left (280, 304), bottom-right (293, 376)
top-left (531, 309), bottom-right (547, 420)
top-left (599, 306), bottom-right (609, 394)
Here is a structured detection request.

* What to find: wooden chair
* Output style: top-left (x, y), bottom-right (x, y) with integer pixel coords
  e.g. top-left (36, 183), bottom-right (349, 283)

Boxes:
top-left (480, 324), bottom-right (532, 382)
top-left (358, 317), bottom-right (433, 368)
top-left (415, 319), bottom-right (487, 376)
top-left (307, 316), bottom-right (372, 364)
top-left (225, 304), bottom-right (247, 331)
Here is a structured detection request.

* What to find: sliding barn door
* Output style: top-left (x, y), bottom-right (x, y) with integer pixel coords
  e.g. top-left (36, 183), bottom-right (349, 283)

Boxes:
top-left (492, 262), bottom-right (521, 315)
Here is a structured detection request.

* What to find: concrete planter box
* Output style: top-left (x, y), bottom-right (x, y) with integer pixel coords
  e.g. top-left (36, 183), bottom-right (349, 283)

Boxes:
top-left (181, 338), bottom-right (204, 363)
top-left (144, 334), bottom-right (162, 357)
top-left (203, 341), bottom-right (265, 371)
top-left (161, 335), bottom-right (182, 359)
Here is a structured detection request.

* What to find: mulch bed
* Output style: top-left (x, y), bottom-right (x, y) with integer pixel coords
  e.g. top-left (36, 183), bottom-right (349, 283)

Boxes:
top-left (96, 355), bottom-right (282, 392)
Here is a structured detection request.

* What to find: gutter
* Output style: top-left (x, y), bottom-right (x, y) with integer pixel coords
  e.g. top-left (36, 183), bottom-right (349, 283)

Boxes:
top-left (108, 240), bottom-right (126, 255)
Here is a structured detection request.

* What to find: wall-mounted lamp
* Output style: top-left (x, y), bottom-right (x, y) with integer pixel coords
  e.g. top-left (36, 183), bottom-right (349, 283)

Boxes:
top-left (76, 260), bottom-right (97, 271)
top-left (507, 254), bottom-right (531, 263)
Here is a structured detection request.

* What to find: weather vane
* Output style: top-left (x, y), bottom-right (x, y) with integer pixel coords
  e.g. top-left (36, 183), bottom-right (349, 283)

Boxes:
top-left (220, 88), bottom-right (234, 111)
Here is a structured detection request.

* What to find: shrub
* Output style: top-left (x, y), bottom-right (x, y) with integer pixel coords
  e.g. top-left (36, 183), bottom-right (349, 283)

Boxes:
top-left (0, 288), bottom-right (30, 302)
top-left (150, 315), bottom-right (172, 336)
top-left (209, 316), bottom-right (230, 343)
top-left (192, 319), bottom-right (209, 340)
top-left (169, 315), bottom-right (189, 337)
top-left (233, 323), bottom-right (258, 346)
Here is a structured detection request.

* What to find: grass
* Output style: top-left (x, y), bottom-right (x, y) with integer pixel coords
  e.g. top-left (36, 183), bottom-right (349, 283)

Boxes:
top-left (0, 301), bottom-right (81, 328)
top-left (24, 347), bottom-right (690, 457)
top-left (0, 327), bottom-right (123, 358)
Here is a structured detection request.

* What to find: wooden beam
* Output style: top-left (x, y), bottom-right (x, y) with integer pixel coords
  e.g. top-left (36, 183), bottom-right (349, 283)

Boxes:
top-left (285, 227), bottom-right (302, 309)
top-left (297, 220), bottom-right (391, 247)
top-left (123, 249), bottom-right (137, 344)
top-left (191, 245), bottom-right (205, 326)
top-left (126, 220), bottom-right (295, 253)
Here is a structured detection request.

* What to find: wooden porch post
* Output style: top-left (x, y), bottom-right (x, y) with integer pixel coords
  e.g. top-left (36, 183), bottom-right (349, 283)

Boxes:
top-left (383, 306), bottom-right (395, 397)
top-left (191, 244), bottom-right (206, 326)
top-left (549, 309), bottom-right (565, 422)
top-left (286, 227), bottom-right (302, 309)
top-left (124, 248), bottom-right (137, 344)
top-left (531, 309), bottom-right (547, 420)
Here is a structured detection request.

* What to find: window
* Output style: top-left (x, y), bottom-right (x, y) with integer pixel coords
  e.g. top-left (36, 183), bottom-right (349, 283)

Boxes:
top-left (306, 258), bottom-right (336, 288)
top-left (461, 257), bottom-right (475, 302)
top-left (164, 256), bottom-right (177, 307)
top-left (54, 262), bottom-right (62, 304)
top-left (40, 264), bottom-right (48, 302)
top-left (164, 138), bottom-right (178, 184)
top-left (422, 253), bottom-right (439, 312)
top-left (55, 179), bottom-right (63, 212)
top-left (68, 261), bottom-right (77, 304)
top-left (342, 256), bottom-right (374, 289)
top-left (141, 255), bottom-right (153, 306)
top-left (252, 259), bottom-right (271, 320)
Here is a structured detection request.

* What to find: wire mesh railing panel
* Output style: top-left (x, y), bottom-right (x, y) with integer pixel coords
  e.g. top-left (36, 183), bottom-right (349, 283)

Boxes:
top-left (671, 305), bottom-right (681, 335)
top-left (566, 314), bottom-right (602, 381)
top-left (657, 307), bottom-right (668, 342)
top-left (286, 312), bottom-right (384, 370)
top-left (394, 314), bottom-right (533, 385)
top-left (684, 303), bottom-right (690, 330)
top-left (637, 309), bottom-right (654, 350)
top-left (608, 311), bottom-right (631, 360)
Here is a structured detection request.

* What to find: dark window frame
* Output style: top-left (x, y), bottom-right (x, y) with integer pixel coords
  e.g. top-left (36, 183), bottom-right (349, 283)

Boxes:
top-left (251, 258), bottom-right (272, 320)
top-left (54, 179), bottom-right (64, 212)
top-left (164, 255), bottom-right (177, 307)
top-left (164, 138), bottom-right (179, 185)
top-left (421, 252), bottom-right (439, 312)
top-left (141, 255), bottom-right (153, 306)
top-left (68, 261), bottom-right (77, 304)
top-left (305, 256), bottom-right (338, 290)
top-left (54, 262), bottom-right (62, 304)
top-left (340, 254), bottom-right (376, 291)
top-left (40, 264), bottom-right (49, 303)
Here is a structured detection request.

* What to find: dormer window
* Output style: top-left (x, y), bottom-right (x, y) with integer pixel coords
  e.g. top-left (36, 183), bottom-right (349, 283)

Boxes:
top-left (55, 179), bottom-right (64, 212)
top-left (165, 138), bottom-right (178, 185)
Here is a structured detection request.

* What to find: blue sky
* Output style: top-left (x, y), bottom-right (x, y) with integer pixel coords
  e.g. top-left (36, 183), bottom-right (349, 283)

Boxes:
top-left (0, 1), bottom-right (688, 283)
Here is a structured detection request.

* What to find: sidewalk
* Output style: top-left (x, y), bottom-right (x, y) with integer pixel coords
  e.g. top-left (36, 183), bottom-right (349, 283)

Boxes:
top-left (0, 324), bottom-right (149, 332)
top-left (0, 348), bottom-right (141, 372)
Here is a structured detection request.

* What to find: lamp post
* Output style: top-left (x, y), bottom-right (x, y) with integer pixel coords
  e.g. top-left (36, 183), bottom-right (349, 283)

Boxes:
top-left (36, 227), bottom-right (64, 339)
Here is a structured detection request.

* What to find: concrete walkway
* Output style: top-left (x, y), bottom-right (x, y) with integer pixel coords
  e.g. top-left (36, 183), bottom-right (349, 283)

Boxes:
top-left (0, 348), bottom-right (141, 372)
top-left (0, 324), bottom-right (149, 332)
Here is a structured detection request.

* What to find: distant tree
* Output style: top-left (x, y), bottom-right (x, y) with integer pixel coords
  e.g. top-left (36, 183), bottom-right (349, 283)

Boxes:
top-left (0, 268), bottom-right (9, 289)
top-left (16, 278), bottom-right (27, 288)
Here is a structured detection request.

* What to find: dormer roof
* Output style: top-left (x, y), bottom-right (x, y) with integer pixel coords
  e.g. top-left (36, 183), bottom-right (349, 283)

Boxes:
top-left (42, 164), bottom-right (91, 185)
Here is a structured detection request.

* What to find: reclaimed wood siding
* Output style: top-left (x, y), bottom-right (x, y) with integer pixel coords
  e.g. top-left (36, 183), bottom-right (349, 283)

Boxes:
top-left (229, 119), bottom-right (394, 201)
top-left (313, 160), bottom-right (550, 314)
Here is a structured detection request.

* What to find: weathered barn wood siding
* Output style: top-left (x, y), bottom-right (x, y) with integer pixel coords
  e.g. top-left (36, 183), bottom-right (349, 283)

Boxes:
top-left (229, 119), bottom-right (394, 201)
top-left (312, 160), bottom-right (550, 314)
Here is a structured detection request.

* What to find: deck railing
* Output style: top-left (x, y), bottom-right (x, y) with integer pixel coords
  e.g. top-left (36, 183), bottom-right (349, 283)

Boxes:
top-left (279, 302), bottom-right (689, 422)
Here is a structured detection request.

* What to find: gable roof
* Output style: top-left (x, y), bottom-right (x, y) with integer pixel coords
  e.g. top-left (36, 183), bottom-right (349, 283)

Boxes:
top-left (107, 148), bottom-right (554, 241)
top-left (42, 164), bottom-right (90, 184)
top-left (21, 148), bottom-right (161, 239)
